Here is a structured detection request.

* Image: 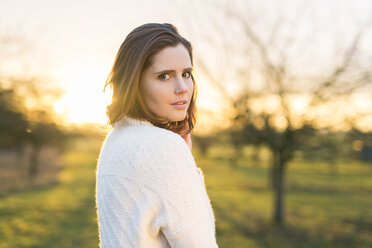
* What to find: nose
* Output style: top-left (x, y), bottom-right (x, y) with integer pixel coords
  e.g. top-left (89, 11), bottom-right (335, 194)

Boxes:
top-left (174, 77), bottom-right (188, 95)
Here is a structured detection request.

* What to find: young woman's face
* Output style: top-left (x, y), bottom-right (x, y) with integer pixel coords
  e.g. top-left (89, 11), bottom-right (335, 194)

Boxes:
top-left (140, 43), bottom-right (194, 122)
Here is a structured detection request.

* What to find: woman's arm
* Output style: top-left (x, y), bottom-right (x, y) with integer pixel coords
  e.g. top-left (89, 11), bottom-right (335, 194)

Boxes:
top-left (138, 131), bottom-right (218, 247)
top-left (97, 176), bottom-right (162, 247)
top-left (181, 132), bottom-right (192, 151)
top-left (180, 121), bottom-right (192, 151)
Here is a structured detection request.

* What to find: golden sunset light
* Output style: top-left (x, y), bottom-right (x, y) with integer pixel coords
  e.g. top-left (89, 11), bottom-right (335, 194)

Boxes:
top-left (1, 1), bottom-right (372, 247)
top-left (1, 1), bottom-right (370, 132)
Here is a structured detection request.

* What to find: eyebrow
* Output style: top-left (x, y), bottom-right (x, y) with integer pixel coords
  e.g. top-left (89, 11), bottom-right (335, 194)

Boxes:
top-left (153, 67), bottom-right (193, 75)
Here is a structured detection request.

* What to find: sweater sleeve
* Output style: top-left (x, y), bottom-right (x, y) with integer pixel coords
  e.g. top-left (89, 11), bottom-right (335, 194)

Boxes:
top-left (136, 131), bottom-right (218, 247)
top-left (96, 175), bottom-right (171, 248)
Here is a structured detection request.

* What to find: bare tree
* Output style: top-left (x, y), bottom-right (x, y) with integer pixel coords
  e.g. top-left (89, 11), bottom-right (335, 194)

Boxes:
top-left (192, 1), bottom-right (372, 225)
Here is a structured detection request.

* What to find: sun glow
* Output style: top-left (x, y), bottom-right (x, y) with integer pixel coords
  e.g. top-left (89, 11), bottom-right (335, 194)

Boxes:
top-left (53, 85), bottom-right (112, 125)
top-left (52, 62), bottom-right (112, 125)
top-left (50, 62), bottom-right (372, 133)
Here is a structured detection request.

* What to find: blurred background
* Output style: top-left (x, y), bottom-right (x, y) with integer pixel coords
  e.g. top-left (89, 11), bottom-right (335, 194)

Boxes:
top-left (1, 0), bottom-right (371, 247)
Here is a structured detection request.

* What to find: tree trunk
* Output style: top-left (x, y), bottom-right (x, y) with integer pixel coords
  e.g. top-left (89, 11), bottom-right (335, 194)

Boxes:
top-left (272, 148), bottom-right (285, 225)
top-left (252, 146), bottom-right (260, 166)
top-left (29, 145), bottom-right (41, 178)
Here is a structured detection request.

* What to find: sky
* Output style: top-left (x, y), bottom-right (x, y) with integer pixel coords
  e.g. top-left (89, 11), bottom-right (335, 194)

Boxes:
top-left (0, 0), bottom-right (371, 132)
top-left (1, 0), bottom-right (187, 124)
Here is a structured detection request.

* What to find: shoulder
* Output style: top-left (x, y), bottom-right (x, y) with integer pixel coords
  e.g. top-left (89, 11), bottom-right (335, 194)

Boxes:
top-left (133, 127), bottom-right (197, 187)
top-left (140, 126), bottom-right (189, 154)
top-left (112, 123), bottom-right (183, 143)
top-left (136, 126), bottom-right (193, 169)
top-left (103, 124), bottom-right (183, 152)
top-left (97, 124), bottom-right (192, 175)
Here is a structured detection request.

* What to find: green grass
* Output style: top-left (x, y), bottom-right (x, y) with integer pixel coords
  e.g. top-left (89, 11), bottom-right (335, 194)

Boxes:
top-left (1, 142), bottom-right (372, 247)
top-left (0, 151), bottom-right (99, 248)
top-left (197, 154), bottom-right (372, 248)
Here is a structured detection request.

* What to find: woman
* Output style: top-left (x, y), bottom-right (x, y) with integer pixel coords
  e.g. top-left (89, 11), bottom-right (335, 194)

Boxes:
top-left (96, 23), bottom-right (218, 248)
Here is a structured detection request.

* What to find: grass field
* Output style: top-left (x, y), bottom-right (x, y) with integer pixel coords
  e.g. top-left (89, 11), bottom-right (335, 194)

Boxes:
top-left (0, 141), bottom-right (371, 247)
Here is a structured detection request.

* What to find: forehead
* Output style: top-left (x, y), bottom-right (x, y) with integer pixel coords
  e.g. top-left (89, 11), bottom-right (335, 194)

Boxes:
top-left (150, 43), bottom-right (192, 71)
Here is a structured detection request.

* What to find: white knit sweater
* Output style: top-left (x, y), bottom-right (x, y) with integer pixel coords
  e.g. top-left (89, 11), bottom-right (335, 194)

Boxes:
top-left (96, 116), bottom-right (218, 247)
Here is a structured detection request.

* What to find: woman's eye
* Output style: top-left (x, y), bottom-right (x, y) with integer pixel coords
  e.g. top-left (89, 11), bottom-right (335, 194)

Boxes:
top-left (183, 72), bottom-right (191, 78)
top-left (158, 73), bottom-right (170, 81)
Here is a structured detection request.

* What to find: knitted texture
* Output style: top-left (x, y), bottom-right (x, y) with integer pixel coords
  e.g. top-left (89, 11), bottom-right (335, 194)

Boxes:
top-left (96, 117), bottom-right (218, 247)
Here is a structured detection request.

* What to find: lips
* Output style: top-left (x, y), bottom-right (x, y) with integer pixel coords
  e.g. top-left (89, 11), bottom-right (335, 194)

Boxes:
top-left (171, 100), bottom-right (187, 105)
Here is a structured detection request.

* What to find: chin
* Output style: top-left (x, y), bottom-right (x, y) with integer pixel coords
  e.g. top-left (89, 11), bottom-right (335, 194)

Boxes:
top-left (169, 113), bottom-right (187, 122)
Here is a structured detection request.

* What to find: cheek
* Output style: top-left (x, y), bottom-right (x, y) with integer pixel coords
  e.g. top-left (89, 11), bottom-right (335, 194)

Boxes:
top-left (145, 84), bottom-right (170, 106)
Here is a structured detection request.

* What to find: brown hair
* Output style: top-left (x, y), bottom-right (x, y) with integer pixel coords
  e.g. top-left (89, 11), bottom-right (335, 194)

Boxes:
top-left (103, 23), bottom-right (197, 135)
